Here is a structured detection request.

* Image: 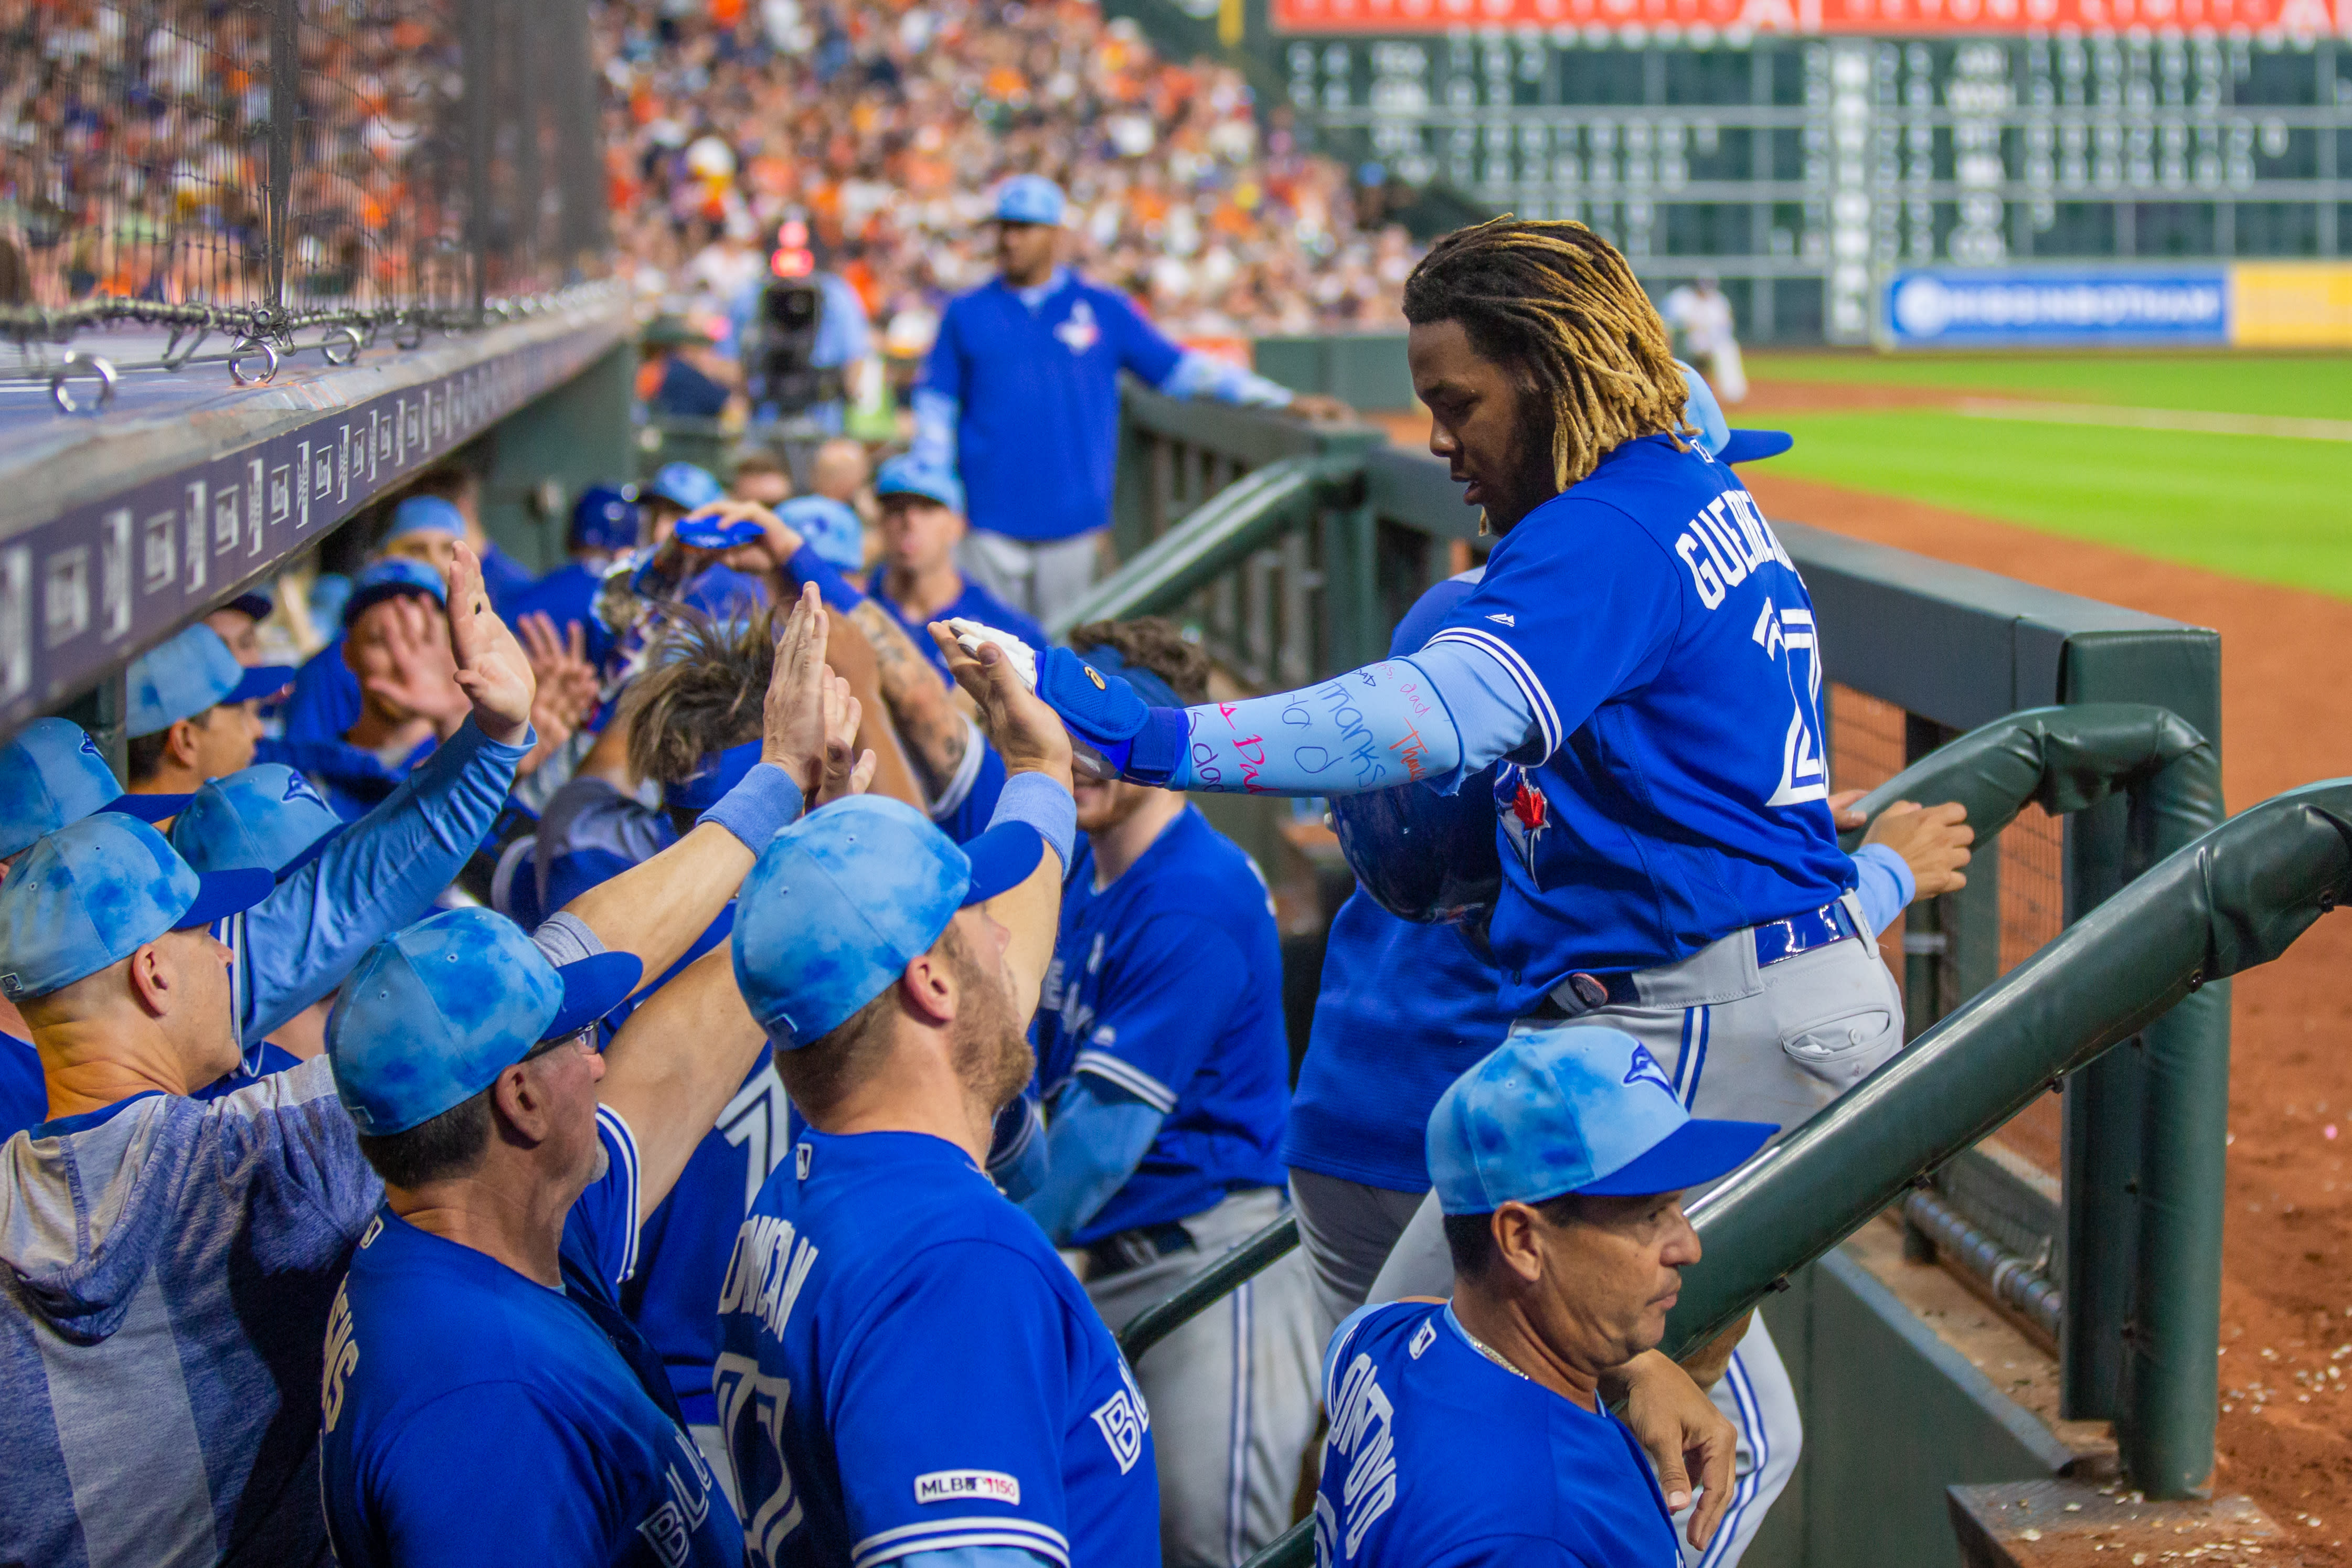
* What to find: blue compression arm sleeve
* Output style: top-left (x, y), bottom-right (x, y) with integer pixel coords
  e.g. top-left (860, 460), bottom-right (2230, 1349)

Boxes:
top-left (1158, 350), bottom-right (1296, 410)
top-left (1851, 842), bottom-right (1916, 936)
top-left (986, 1093), bottom-right (1047, 1203)
top-left (241, 717), bottom-right (530, 1041)
top-left (1019, 1080), bottom-right (1165, 1245)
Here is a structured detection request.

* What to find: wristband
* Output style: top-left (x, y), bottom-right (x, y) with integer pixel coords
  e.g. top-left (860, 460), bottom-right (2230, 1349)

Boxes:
top-left (787, 544), bottom-right (865, 613)
top-left (987, 769), bottom-right (1078, 871)
top-left (695, 761), bottom-right (806, 851)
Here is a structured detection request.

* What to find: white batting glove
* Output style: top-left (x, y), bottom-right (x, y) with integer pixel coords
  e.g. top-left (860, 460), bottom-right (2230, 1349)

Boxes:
top-left (946, 618), bottom-right (1040, 691)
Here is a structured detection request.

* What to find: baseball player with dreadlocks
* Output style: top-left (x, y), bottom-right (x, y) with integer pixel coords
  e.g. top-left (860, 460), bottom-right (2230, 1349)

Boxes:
top-left (954, 216), bottom-right (1910, 1565)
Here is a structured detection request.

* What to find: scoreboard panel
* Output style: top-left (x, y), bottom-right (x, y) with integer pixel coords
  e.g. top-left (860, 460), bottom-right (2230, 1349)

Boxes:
top-left (1275, 13), bottom-right (2350, 341)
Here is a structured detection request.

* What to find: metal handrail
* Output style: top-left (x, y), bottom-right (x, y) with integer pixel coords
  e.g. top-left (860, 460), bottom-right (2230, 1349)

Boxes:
top-left (1048, 453), bottom-right (1360, 638)
top-left (1238, 772), bottom-right (2347, 1568)
top-left (1116, 1215), bottom-right (1302, 1364)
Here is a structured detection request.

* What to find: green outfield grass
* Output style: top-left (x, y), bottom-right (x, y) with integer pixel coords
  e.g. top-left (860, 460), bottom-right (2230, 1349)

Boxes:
top-left (1744, 350), bottom-right (2352, 419)
top-left (1739, 353), bottom-right (2352, 598)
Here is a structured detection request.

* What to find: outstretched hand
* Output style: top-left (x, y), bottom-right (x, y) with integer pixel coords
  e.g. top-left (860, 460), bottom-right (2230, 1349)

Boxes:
top-left (445, 543), bottom-right (537, 746)
top-left (930, 621), bottom-right (1072, 787)
top-left (762, 583), bottom-right (836, 797)
top-left (357, 594), bottom-right (467, 735)
top-left (812, 668), bottom-right (878, 806)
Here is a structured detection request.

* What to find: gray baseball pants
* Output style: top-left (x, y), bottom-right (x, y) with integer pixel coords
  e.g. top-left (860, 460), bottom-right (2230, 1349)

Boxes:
top-left (1360, 895), bottom-right (1903, 1568)
top-left (957, 528), bottom-right (1104, 628)
top-left (1083, 1186), bottom-right (1324, 1568)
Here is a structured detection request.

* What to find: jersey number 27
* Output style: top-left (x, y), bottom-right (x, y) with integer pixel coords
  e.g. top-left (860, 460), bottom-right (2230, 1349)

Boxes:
top-left (1753, 599), bottom-right (1827, 807)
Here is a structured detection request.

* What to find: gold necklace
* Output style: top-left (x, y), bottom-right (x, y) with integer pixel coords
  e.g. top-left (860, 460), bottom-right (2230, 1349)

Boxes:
top-left (1450, 1307), bottom-right (1530, 1382)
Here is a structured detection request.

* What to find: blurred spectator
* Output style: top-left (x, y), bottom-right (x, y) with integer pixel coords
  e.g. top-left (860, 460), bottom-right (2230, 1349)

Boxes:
top-left (602, 0), bottom-right (1420, 348)
top-left (728, 447), bottom-right (795, 507)
top-left (403, 467), bottom-right (536, 615)
top-left (640, 316), bottom-right (741, 420)
top-left (806, 437), bottom-right (871, 506)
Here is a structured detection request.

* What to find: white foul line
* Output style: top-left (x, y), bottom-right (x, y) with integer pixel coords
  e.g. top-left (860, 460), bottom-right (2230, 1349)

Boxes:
top-left (1954, 399), bottom-right (2352, 443)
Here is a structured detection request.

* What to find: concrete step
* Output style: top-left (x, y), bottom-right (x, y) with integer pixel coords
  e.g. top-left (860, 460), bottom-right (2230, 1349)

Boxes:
top-left (1950, 1479), bottom-right (2281, 1567)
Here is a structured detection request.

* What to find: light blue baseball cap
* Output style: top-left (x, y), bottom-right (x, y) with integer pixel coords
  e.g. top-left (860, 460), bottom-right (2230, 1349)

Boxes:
top-left (733, 796), bottom-right (1047, 1050)
top-left (326, 908), bottom-right (645, 1136)
top-left (341, 558), bottom-right (448, 630)
top-left (1428, 1026), bottom-right (1776, 1214)
top-left (124, 623), bottom-right (296, 738)
top-left (169, 764), bottom-right (347, 882)
top-left (874, 455), bottom-right (964, 516)
top-left (0, 718), bottom-right (187, 858)
top-left (777, 496), bottom-right (866, 574)
top-left (381, 494), bottom-right (467, 545)
top-left (994, 174), bottom-right (1066, 227)
top-left (647, 462), bottom-right (725, 514)
top-left (0, 814), bottom-right (272, 1001)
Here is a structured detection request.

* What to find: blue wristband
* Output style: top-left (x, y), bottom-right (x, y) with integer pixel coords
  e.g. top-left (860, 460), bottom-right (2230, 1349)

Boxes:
top-left (787, 545), bottom-right (865, 613)
top-left (695, 761), bottom-right (806, 851)
top-left (987, 770), bottom-right (1078, 872)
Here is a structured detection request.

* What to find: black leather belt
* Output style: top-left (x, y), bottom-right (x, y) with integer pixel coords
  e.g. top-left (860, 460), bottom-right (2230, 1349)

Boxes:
top-left (1085, 1221), bottom-right (1196, 1280)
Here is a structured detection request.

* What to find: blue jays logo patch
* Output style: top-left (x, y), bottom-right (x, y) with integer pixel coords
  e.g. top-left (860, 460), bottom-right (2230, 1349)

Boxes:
top-left (1053, 300), bottom-right (1101, 355)
top-left (1494, 764), bottom-right (1548, 886)
top-left (1622, 1044), bottom-right (1677, 1100)
top-left (280, 773), bottom-right (327, 810)
top-left (79, 733), bottom-right (100, 758)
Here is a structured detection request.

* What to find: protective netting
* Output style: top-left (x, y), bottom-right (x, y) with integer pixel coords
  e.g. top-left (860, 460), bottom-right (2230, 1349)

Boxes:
top-left (0, 0), bottom-right (605, 345)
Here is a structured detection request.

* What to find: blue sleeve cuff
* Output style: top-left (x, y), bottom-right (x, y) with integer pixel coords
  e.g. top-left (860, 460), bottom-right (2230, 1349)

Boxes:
top-left (987, 770), bottom-right (1077, 873)
top-left (695, 762), bottom-right (806, 852)
top-left (787, 544), bottom-right (865, 613)
top-left (1851, 841), bottom-right (1917, 937)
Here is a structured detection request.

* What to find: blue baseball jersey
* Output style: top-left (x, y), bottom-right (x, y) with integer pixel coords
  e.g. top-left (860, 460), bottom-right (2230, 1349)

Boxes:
top-left (1315, 1301), bottom-right (1680, 1567)
top-left (0, 1031), bottom-right (42, 1142)
top-left (321, 1108), bottom-right (746, 1567)
top-left (1424, 435), bottom-right (1851, 1010)
top-left (1284, 894), bottom-right (1507, 1193)
top-left (866, 566), bottom-right (1049, 681)
top-left (1034, 806), bottom-right (1290, 1244)
top-left (621, 1049), bottom-right (790, 1426)
top-left (716, 1126), bottom-right (1159, 1568)
top-left (923, 273), bottom-right (1183, 543)
top-left (503, 559), bottom-right (619, 669)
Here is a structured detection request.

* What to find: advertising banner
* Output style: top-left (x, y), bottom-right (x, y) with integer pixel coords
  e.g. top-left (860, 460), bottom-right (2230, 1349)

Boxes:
top-left (1271, 0), bottom-right (2342, 33)
top-left (1883, 269), bottom-right (2229, 348)
top-left (2230, 264), bottom-right (2352, 349)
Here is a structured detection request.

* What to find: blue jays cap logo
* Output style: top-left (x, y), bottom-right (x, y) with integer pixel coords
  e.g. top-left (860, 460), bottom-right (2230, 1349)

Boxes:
top-left (1622, 1044), bottom-right (1677, 1101)
top-left (280, 773), bottom-right (326, 809)
top-left (78, 733), bottom-right (100, 759)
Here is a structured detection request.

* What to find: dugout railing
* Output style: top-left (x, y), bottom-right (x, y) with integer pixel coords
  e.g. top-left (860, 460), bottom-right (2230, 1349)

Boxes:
top-left (1083, 388), bottom-right (2279, 1563)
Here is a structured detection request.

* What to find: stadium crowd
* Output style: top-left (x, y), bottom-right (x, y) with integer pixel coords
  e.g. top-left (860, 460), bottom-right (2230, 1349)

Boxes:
top-left (602, 0), bottom-right (1418, 347)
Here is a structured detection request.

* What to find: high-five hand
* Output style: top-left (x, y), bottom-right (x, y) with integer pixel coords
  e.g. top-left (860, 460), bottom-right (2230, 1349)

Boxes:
top-left (445, 543), bottom-right (538, 747)
top-left (763, 583), bottom-right (836, 797)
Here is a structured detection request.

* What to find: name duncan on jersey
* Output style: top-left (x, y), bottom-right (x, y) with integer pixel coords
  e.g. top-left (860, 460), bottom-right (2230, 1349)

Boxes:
top-left (1671, 486), bottom-right (1791, 611)
top-left (719, 1213), bottom-right (821, 1338)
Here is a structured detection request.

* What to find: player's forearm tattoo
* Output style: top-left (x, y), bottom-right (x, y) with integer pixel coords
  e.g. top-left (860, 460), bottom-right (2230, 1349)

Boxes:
top-left (848, 600), bottom-right (968, 793)
top-left (1177, 659), bottom-right (1462, 797)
